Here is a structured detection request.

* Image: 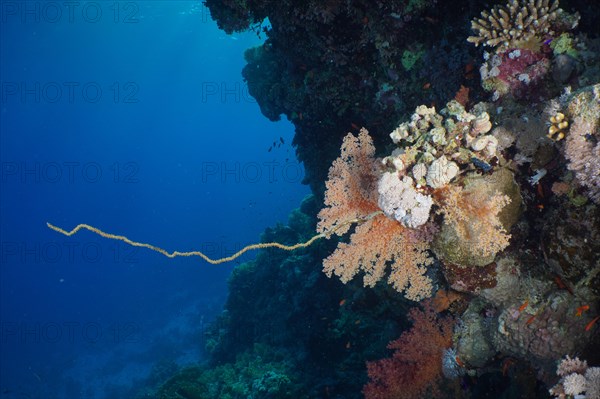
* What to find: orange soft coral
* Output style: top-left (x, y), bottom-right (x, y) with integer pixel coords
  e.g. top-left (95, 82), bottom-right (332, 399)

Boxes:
top-left (317, 128), bottom-right (380, 237)
top-left (440, 184), bottom-right (511, 259)
top-left (318, 129), bottom-right (434, 301)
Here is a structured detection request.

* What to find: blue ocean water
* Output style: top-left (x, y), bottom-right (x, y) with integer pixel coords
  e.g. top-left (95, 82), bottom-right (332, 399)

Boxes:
top-left (0, 2), bottom-right (308, 397)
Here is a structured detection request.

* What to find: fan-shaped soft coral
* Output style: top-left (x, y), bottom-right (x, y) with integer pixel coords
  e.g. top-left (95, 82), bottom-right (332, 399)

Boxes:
top-left (318, 129), bottom-right (434, 301)
top-left (323, 214), bottom-right (434, 301)
top-left (317, 129), bottom-right (380, 237)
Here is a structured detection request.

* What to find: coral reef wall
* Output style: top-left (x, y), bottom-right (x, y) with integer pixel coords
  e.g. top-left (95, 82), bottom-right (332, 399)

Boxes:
top-left (205, 0), bottom-right (480, 194)
top-left (156, 1), bottom-right (600, 398)
top-left (204, 0), bottom-right (599, 196)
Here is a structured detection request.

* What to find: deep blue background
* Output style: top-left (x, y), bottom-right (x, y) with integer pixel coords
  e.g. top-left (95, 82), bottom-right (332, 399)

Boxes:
top-left (0, 2), bottom-right (309, 397)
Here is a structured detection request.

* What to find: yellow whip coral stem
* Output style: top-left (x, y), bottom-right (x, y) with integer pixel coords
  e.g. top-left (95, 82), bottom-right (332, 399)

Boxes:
top-left (46, 211), bottom-right (382, 265)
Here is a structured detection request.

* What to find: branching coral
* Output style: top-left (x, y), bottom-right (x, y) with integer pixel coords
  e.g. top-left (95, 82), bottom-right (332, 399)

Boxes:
top-left (467, 0), bottom-right (579, 53)
top-left (44, 1), bottom-right (600, 396)
top-left (547, 111), bottom-right (569, 141)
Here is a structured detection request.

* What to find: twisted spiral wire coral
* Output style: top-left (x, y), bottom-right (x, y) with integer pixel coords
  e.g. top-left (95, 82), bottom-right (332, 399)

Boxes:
top-left (46, 211), bottom-right (382, 265)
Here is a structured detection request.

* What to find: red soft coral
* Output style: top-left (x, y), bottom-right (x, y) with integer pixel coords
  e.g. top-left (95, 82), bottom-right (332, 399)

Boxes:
top-left (364, 301), bottom-right (455, 399)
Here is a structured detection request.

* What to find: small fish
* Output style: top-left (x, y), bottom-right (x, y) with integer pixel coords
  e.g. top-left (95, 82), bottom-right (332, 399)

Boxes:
top-left (32, 372), bottom-right (42, 382)
top-left (585, 133), bottom-right (598, 145)
top-left (518, 300), bottom-right (529, 312)
top-left (575, 305), bottom-right (590, 317)
top-left (424, 16), bottom-right (439, 25)
top-left (268, 146), bottom-right (272, 152)
top-left (279, 137), bottom-right (284, 144)
top-left (339, 299), bottom-right (346, 306)
top-left (554, 275), bottom-right (566, 289)
top-left (471, 157), bottom-right (492, 172)
top-left (537, 182), bottom-right (545, 198)
top-left (422, 82), bottom-right (431, 90)
top-left (553, 275), bottom-right (574, 295)
top-left (345, 341), bottom-right (351, 349)
top-left (543, 38), bottom-right (553, 45)
top-left (350, 122), bottom-right (360, 130)
top-left (526, 315), bottom-right (537, 325)
top-left (502, 358), bottom-right (515, 376)
top-left (585, 315), bottom-right (600, 331)
top-left (455, 356), bottom-right (466, 368)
